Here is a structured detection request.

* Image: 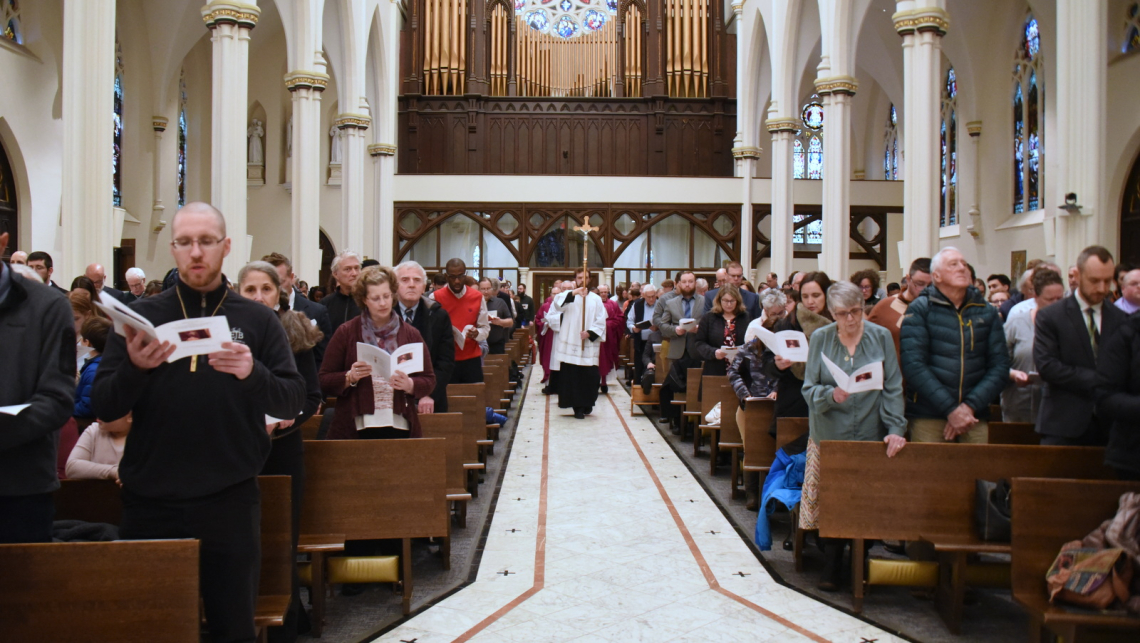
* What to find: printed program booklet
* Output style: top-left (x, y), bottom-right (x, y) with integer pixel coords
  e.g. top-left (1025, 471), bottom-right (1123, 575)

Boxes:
top-left (96, 292), bottom-right (231, 363)
top-left (821, 354), bottom-right (884, 393)
top-left (745, 324), bottom-right (809, 362)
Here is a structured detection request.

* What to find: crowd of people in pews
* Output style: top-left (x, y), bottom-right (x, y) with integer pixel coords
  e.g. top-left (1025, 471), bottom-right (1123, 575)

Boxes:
top-left (0, 202), bottom-right (533, 643)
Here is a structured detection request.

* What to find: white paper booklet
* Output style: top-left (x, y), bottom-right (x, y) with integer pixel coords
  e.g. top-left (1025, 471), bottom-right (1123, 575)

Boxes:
top-left (487, 310), bottom-right (499, 319)
top-left (95, 292), bottom-right (231, 363)
top-left (821, 354), bottom-right (884, 394)
top-left (720, 346), bottom-right (740, 361)
top-left (678, 318), bottom-right (698, 332)
top-left (745, 324), bottom-right (809, 362)
top-left (0, 404), bottom-right (32, 415)
top-left (452, 326), bottom-right (471, 350)
top-left (356, 342), bottom-right (424, 378)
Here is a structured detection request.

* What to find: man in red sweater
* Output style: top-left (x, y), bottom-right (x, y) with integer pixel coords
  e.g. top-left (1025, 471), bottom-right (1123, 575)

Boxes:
top-left (432, 258), bottom-right (490, 384)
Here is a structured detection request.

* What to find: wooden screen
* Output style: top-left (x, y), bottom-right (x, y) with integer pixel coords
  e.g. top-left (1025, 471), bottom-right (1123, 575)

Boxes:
top-left (516, 17), bottom-right (618, 97)
top-left (665, 0), bottom-right (707, 97)
top-left (423, 0), bottom-right (467, 95)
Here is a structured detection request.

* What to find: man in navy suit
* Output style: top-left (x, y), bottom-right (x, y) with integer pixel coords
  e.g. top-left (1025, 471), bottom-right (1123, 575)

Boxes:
top-left (263, 253), bottom-right (332, 368)
top-left (704, 261), bottom-right (762, 321)
top-left (1035, 246), bottom-right (1127, 446)
top-left (85, 263), bottom-right (128, 303)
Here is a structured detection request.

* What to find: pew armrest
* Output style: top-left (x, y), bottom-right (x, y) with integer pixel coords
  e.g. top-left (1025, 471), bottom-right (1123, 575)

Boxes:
top-left (298, 534), bottom-right (346, 553)
top-left (919, 533), bottom-right (1012, 555)
top-left (464, 463), bottom-right (486, 470)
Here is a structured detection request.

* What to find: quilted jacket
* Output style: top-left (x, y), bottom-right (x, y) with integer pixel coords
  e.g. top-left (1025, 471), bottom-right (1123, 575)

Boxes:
top-left (899, 285), bottom-right (1010, 420)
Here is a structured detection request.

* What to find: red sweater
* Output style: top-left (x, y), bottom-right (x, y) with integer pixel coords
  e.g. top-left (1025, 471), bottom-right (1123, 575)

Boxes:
top-left (319, 316), bottom-right (437, 439)
top-left (435, 286), bottom-right (484, 362)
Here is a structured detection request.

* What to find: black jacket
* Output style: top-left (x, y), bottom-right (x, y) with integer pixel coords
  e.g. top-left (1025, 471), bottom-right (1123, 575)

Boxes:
top-left (516, 294), bottom-right (535, 325)
top-left (0, 268), bottom-right (76, 496)
top-left (1035, 294), bottom-right (1126, 440)
top-left (101, 286), bottom-right (129, 304)
top-left (291, 289), bottom-right (332, 367)
top-left (93, 280), bottom-right (306, 500)
top-left (407, 296), bottom-right (456, 412)
top-left (320, 288), bottom-right (360, 336)
top-left (693, 311), bottom-right (749, 376)
top-left (1097, 313), bottom-right (1140, 475)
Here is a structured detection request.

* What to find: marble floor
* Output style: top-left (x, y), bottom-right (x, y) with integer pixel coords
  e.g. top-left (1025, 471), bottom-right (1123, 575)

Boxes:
top-left (371, 369), bottom-right (901, 643)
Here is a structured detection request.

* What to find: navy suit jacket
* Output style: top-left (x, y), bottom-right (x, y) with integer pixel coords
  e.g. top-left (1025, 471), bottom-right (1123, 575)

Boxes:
top-left (292, 289), bottom-right (332, 367)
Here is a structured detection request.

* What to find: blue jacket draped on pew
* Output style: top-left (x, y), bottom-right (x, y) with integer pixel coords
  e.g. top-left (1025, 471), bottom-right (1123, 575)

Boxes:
top-left (754, 448), bottom-right (806, 550)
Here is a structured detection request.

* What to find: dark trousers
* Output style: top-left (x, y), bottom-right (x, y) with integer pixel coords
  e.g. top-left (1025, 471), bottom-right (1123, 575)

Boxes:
top-left (451, 357), bottom-right (484, 384)
top-left (632, 336), bottom-right (647, 382)
top-left (1040, 430), bottom-right (1109, 447)
top-left (0, 492), bottom-right (54, 544)
top-left (261, 430), bottom-right (305, 643)
top-left (659, 381), bottom-right (680, 422)
top-left (120, 478), bottom-right (261, 643)
top-left (488, 339), bottom-right (507, 355)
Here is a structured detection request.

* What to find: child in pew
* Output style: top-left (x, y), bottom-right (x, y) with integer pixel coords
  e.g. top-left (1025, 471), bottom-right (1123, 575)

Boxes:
top-left (73, 317), bottom-right (111, 421)
top-left (65, 413), bottom-right (131, 483)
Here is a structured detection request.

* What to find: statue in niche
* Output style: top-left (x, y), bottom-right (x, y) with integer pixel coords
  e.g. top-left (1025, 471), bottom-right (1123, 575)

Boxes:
top-left (247, 119), bottom-right (264, 165)
top-left (329, 125), bottom-right (343, 164)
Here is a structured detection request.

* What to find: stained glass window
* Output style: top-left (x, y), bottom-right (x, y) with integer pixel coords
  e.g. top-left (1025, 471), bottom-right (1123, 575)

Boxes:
top-left (884, 104), bottom-right (899, 180)
top-left (940, 68), bottom-right (958, 227)
top-left (1126, 3), bottom-right (1140, 52)
top-left (792, 214), bottom-right (822, 245)
top-left (112, 40), bottom-right (124, 208)
top-left (178, 69), bottom-right (187, 207)
top-left (793, 94), bottom-right (824, 180)
top-left (1012, 12), bottom-right (1043, 214)
top-left (2, 0), bottom-right (21, 44)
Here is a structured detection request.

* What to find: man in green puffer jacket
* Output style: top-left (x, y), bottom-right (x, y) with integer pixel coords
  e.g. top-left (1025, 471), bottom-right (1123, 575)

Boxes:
top-left (900, 247), bottom-right (1011, 443)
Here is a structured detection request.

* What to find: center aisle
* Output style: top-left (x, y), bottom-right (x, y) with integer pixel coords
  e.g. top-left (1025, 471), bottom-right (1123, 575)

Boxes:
top-left (372, 368), bottom-right (900, 643)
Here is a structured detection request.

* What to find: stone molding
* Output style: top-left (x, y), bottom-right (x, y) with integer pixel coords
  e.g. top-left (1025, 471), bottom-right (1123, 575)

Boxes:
top-left (892, 7), bottom-right (949, 36)
top-left (368, 143), bottom-right (397, 157)
top-left (813, 75), bottom-right (858, 96)
top-left (201, 2), bottom-right (261, 29)
top-left (284, 70), bottom-right (330, 92)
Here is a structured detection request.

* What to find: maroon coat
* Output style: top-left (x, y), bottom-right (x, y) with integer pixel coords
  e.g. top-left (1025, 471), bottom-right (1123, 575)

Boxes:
top-left (319, 315), bottom-right (437, 439)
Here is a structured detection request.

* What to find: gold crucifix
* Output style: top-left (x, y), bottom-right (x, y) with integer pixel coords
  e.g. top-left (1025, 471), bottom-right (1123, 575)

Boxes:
top-left (573, 220), bottom-right (600, 343)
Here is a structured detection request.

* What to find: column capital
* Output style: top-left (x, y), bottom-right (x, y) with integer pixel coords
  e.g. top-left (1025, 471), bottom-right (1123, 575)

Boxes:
top-left (966, 120), bottom-right (982, 137)
top-left (368, 143), bottom-right (397, 157)
top-left (892, 7), bottom-right (949, 37)
top-left (730, 2), bottom-right (743, 16)
top-left (284, 70), bottom-right (330, 92)
top-left (765, 118), bottom-right (799, 134)
top-left (813, 75), bottom-right (858, 96)
top-left (152, 116), bottom-right (169, 132)
top-left (334, 113), bottom-right (372, 130)
top-left (731, 146), bottom-right (761, 160)
top-left (201, 2), bottom-right (260, 30)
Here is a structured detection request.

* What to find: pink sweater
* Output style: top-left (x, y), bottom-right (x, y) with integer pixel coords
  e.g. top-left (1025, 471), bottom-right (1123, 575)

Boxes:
top-left (65, 426), bottom-right (126, 480)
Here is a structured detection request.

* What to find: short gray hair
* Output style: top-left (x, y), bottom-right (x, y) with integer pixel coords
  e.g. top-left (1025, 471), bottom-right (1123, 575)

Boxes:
top-left (760, 288), bottom-right (787, 311)
top-left (930, 247), bottom-right (961, 274)
top-left (125, 267), bottom-right (146, 282)
top-left (641, 284), bottom-right (657, 295)
top-left (330, 250), bottom-right (362, 273)
top-left (826, 281), bottom-right (864, 312)
top-left (480, 276), bottom-right (501, 291)
top-left (696, 278), bottom-right (708, 289)
top-left (394, 260), bottom-right (428, 282)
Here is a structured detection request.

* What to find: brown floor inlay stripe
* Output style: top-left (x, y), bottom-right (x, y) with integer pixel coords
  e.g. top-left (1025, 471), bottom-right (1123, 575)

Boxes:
top-left (451, 394), bottom-right (551, 642)
top-left (606, 395), bottom-right (833, 643)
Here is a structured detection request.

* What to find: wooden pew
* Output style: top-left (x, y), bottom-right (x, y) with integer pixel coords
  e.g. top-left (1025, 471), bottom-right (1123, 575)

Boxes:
top-left (988, 421), bottom-right (1040, 445)
top-left (420, 412), bottom-right (474, 528)
top-left (299, 413), bottom-right (323, 441)
top-left (1012, 478), bottom-right (1140, 643)
top-left (741, 397), bottom-right (778, 488)
top-left (447, 394), bottom-right (488, 494)
top-left (679, 368), bottom-right (705, 444)
top-left (817, 441), bottom-right (1114, 626)
top-left (712, 385), bottom-right (745, 494)
top-left (0, 539), bottom-right (200, 642)
top-left (631, 344), bottom-right (667, 415)
top-left (694, 375), bottom-right (729, 469)
top-left (52, 476), bottom-right (294, 640)
top-left (448, 382), bottom-right (496, 456)
top-left (300, 438), bottom-right (449, 616)
top-left (776, 417), bottom-right (809, 452)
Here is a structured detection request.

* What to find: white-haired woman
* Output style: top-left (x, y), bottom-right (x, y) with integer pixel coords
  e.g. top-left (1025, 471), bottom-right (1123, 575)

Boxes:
top-left (801, 280), bottom-right (906, 592)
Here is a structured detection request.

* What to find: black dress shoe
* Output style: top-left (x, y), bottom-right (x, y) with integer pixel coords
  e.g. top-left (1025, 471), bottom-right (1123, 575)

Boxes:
top-left (584, 407), bottom-right (593, 415)
top-left (599, 384), bottom-right (608, 394)
top-left (573, 411), bottom-right (585, 419)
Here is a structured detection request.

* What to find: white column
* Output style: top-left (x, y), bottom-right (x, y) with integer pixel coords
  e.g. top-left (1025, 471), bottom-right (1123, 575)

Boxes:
top-left (151, 117), bottom-right (168, 232)
top-left (60, 0), bottom-right (116, 280)
top-left (733, 150), bottom-right (759, 277)
top-left (202, 1), bottom-right (259, 278)
top-left (368, 143), bottom-right (397, 265)
top-left (1054, 0), bottom-right (1106, 263)
top-left (602, 267), bottom-right (615, 291)
top-left (965, 121), bottom-right (982, 237)
top-left (767, 119), bottom-right (798, 282)
top-left (894, 3), bottom-right (948, 267)
top-left (815, 78), bottom-right (856, 279)
top-left (286, 69), bottom-right (329, 284)
top-left (335, 113), bottom-right (370, 252)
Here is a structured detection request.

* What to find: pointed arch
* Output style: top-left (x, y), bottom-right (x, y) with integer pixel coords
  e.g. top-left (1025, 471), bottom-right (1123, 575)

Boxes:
top-left (1012, 10), bottom-right (1043, 214)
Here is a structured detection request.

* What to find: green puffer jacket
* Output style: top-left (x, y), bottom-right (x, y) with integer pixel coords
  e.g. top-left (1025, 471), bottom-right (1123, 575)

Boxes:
top-left (899, 285), bottom-right (1010, 420)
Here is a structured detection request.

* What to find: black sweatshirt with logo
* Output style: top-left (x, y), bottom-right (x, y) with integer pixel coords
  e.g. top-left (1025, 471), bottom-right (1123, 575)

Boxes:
top-left (93, 280), bottom-right (306, 500)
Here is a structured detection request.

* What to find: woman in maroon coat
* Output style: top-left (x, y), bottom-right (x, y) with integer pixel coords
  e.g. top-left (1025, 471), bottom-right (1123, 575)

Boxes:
top-left (319, 266), bottom-right (436, 439)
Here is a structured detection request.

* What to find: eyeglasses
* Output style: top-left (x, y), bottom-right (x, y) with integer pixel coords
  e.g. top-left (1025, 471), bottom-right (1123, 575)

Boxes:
top-left (860, 285), bottom-right (873, 292)
top-left (833, 309), bottom-right (863, 321)
top-left (171, 237), bottom-right (223, 251)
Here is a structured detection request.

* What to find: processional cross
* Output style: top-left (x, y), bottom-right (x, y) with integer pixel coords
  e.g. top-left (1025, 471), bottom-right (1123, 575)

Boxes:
top-left (573, 220), bottom-right (600, 344)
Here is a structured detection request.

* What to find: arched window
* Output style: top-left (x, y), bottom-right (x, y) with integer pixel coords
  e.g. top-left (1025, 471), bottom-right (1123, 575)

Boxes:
top-left (113, 40), bottom-right (124, 207)
top-left (883, 104), bottom-right (899, 181)
top-left (1125, 3), bottom-right (1140, 53)
top-left (177, 69), bottom-right (187, 207)
top-left (793, 94), bottom-right (824, 180)
top-left (1013, 12), bottom-right (1042, 214)
top-left (940, 68), bottom-right (958, 227)
top-left (2, 0), bottom-right (21, 44)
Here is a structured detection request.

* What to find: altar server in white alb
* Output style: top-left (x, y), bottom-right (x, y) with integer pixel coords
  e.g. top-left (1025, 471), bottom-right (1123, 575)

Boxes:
top-left (551, 268), bottom-right (609, 419)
